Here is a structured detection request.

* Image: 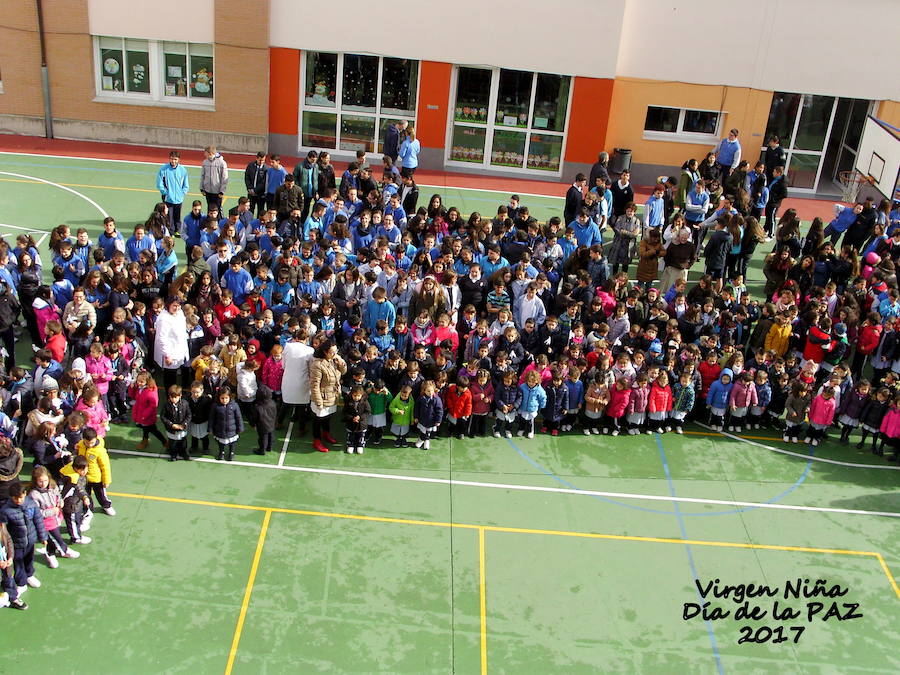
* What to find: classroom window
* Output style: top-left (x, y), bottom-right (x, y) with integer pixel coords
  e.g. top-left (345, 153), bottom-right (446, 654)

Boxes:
top-left (300, 52), bottom-right (419, 155)
top-left (643, 106), bottom-right (721, 140)
top-left (93, 37), bottom-right (213, 106)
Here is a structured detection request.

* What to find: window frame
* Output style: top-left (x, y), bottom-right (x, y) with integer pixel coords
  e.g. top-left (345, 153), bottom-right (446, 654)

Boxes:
top-left (642, 105), bottom-right (724, 144)
top-left (92, 36), bottom-right (215, 110)
top-left (445, 65), bottom-right (572, 177)
top-left (298, 51), bottom-right (420, 156)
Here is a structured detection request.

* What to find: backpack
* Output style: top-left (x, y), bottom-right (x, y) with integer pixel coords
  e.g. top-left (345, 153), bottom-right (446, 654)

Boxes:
top-left (0, 285), bottom-right (21, 333)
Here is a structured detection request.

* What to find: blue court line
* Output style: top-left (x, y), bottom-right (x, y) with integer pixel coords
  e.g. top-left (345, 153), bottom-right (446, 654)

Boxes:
top-left (504, 435), bottom-right (813, 517)
top-left (656, 434), bottom-right (725, 675)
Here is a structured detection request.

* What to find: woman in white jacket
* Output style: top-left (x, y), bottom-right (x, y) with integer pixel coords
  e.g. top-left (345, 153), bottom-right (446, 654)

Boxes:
top-left (280, 331), bottom-right (314, 432)
top-left (154, 297), bottom-right (190, 389)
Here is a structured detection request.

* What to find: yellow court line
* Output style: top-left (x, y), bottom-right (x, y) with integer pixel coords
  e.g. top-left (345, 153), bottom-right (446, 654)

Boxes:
top-left (108, 490), bottom-right (900, 600)
top-left (224, 508), bottom-right (272, 675)
top-left (479, 528), bottom-right (488, 675)
top-left (0, 176), bottom-right (244, 201)
top-left (684, 430), bottom-right (783, 442)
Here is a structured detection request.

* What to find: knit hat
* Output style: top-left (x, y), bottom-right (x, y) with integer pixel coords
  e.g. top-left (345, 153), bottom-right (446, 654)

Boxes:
top-left (834, 323), bottom-right (847, 337)
top-left (41, 376), bottom-right (59, 392)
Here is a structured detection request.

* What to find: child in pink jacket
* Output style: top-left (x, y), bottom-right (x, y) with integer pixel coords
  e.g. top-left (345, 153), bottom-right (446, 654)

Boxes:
top-left (728, 371), bottom-right (758, 433)
top-left (84, 342), bottom-right (114, 407)
top-left (805, 386), bottom-right (837, 447)
top-left (876, 395), bottom-right (900, 459)
top-left (626, 373), bottom-right (651, 435)
top-left (74, 385), bottom-right (110, 437)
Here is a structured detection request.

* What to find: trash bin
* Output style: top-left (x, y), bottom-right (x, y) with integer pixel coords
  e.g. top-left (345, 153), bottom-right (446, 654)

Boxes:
top-left (610, 148), bottom-right (632, 175)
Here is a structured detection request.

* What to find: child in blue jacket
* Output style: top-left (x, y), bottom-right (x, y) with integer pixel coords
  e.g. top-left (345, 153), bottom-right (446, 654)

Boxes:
top-left (541, 371), bottom-right (569, 437)
top-left (493, 370), bottom-right (521, 439)
top-left (517, 370), bottom-right (547, 439)
top-left (413, 380), bottom-right (443, 451)
top-left (706, 368), bottom-right (734, 431)
top-left (562, 367), bottom-right (585, 432)
top-left (748, 370), bottom-right (772, 429)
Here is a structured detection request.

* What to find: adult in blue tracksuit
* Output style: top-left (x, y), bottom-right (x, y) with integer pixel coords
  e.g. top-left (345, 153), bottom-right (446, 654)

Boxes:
top-left (221, 258), bottom-right (253, 306)
top-left (570, 210), bottom-right (602, 248)
top-left (126, 227), bottom-right (156, 263)
top-left (824, 203), bottom-right (864, 244)
top-left (706, 368), bottom-right (734, 429)
top-left (181, 201), bottom-right (206, 253)
top-left (398, 129), bottom-right (421, 177)
top-left (363, 291), bottom-right (397, 333)
top-left (644, 188), bottom-right (666, 233)
top-left (156, 151), bottom-right (190, 234)
top-left (715, 129), bottom-right (742, 179)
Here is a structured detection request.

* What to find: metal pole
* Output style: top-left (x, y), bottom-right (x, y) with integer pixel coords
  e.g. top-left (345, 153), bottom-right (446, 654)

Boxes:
top-left (35, 0), bottom-right (53, 138)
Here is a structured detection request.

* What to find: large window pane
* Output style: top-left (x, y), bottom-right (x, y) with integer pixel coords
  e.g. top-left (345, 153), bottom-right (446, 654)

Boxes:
top-left (787, 153), bottom-right (820, 189)
top-left (305, 52), bottom-right (337, 107)
top-left (644, 107), bottom-right (679, 133)
top-left (527, 134), bottom-right (563, 172)
top-left (124, 39), bottom-right (149, 93)
top-left (454, 68), bottom-right (491, 124)
top-left (683, 110), bottom-right (718, 134)
top-left (163, 42), bottom-right (188, 97)
top-left (189, 43), bottom-right (213, 99)
top-left (340, 115), bottom-right (376, 152)
top-left (99, 37), bottom-right (124, 92)
top-left (342, 54), bottom-right (378, 112)
top-left (491, 130), bottom-right (526, 168)
top-left (794, 95), bottom-right (835, 151)
top-left (845, 99), bottom-right (870, 150)
top-left (765, 92), bottom-right (802, 147)
top-left (378, 118), bottom-right (408, 154)
top-left (450, 125), bottom-right (486, 163)
top-left (381, 58), bottom-right (417, 116)
top-left (496, 69), bottom-right (532, 128)
top-left (532, 74), bottom-right (569, 132)
top-left (302, 112), bottom-right (337, 149)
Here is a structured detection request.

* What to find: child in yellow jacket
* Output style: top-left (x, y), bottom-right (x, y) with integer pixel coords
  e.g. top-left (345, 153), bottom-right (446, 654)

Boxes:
top-left (764, 313), bottom-right (792, 357)
top-left (76, 427), bottom-right (115, 516)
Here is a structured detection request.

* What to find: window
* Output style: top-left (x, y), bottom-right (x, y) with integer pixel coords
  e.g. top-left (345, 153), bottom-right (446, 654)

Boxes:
top-left (449, 67), bottom-right (571, 175)
top-left (94, 37), bottom-right (213, 106)
top-left (300, 52), bottom-right (419, 154)
top-left (643, 106), bottom-right (721, 140)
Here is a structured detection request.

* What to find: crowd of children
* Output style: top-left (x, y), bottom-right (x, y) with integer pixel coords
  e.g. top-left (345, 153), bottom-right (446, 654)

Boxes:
top-left (1, 147), bottom-right (900, 609)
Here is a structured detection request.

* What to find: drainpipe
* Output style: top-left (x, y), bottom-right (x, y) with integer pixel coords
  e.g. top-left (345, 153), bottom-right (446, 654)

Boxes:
top-left (35, 0), bottom-right (54, 138)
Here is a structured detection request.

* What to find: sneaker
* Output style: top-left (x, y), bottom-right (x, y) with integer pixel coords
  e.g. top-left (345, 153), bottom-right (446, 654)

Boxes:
top-left (526, 432), bottom-right (534, 439)
top-left (103, 507), bottom-right (116, 517)
top-left (602, 428), bottom-right (609, 435)
top-left (81, 512), bottom-right (93, 532)
top-left (665, 426), bottom-right (672, 432)
top-left (645, 430), bottom-right (652, 435)
top-left (592, 428), bottom-right (600, 435)
top-left (16, 585), bottom-right (27, 596)
top-left (493, 431), bottom-right (501, 438)
top-left (73, 536), bottom-right (92, 545)
top-left (551, 429), bottom-right (559, 437)
top-left (415, 440), bottom-right (424, 448)
top-left (516, 430), bottom-right (524, 437)
top-left (811, 439), bottom-right (819, 446)
top-left (61, 549), bottom-right (80, 559)
top-left (394, 438), bottom-right (402, 447)
top-left (424, 440), bottom-right (431, 450)
top-left (9, 598), bottom-right (27, 610)
top-left (804, 437), bottom-right (811, 444)
top-left (504, 431), bottom-right (512, 439)
top-left (676, 428), bottom-right (683, 435)
top-left (583, 429), bottom-right (591, 436)
top-left (791, 437), bottom-right (799, 444)
top-left (26, 576), bottom-right (41, 588)
top-left (346, 447), bottom-right (355, 454)
top-left (45, 553), bottom-right (59, 569)
top-left (855, 442), bottom-right (864, 449)
top-left (728, 426), bottom-right (735, 432)
top-left (611, 430), bottom-right (619, 436)
top-left (783, 434), bottom-right (789, 442)
top-left (540, 427), bottom-right (548, 433)
top-left (357, 447), bottom-right (365, 455)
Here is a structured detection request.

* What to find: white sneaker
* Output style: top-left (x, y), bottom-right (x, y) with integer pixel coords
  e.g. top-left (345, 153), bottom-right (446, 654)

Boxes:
top-left (17, 585), bottom-right (27, 596)
top-left (611, 430), bottom-right (619, 436)
top-left (346, 447), bottom-right (355, 454)
top-left (80, 515), bottom-right (92, 532)
top-left (414, 440), bottom-right (423, 448)
top-left (504, 431), bottom-right (512, 439)
top-left (592, 428), bottom-right (600, 435)
top-left (61, 549), bottom-right (80, 559)
top-left (791, 437), bottom-right (799, 443)
top-left (645, 430), bottom-right (652, 435)
top-left (424, 440), bottom-right (431, 450)
top-left (676, 428), bottom-right (683, 434)
top-left (665, 426), bottom-right (672, 432)
top-left (728, 426), bottom-right (735, 432)
top-left (103, 507), bottom-right (116, 517)
top-left (73, 536), bottom-right (92, 545)
top-left (517, 430), bottom-right (524, 437)
top-left (783, 434), bottom-right (789, 442)
top-left (811, 439), bottom-right (819, 446)
top-left (45, 554), bottom-right (59, 569)
top-left (26, 576), bottom-right (41, 588)
top-left (357, 447), bottom-right (364, 455)
top-left (583, 429), bottom-right (591, 436)
top-left (804, 438), bottom-right (811, 444)
top-left (493, 431), bottom-right (501, 438)
top-left (526, 432), bottom-right (534, 439)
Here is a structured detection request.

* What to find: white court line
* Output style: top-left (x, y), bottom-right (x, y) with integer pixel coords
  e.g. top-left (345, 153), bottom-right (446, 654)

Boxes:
top-left (35, 232), bottom-right (49, 248)
top-left (106, 447), bottom-right (900, 519)
top-left (0, 171), bottom-right (108, 218)
top-left (698, 423), bottom-right (900, 471)
top-left (0, 151), bottom-right (566, 201)
top-left (277, 421), bottom-right (293, 467)
top-left (0, 223), bottom-right (52, 234)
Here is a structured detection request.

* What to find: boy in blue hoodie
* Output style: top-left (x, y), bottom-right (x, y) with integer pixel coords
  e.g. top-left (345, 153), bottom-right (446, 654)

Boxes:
top-left (706, 368), bottom-right (734, 431)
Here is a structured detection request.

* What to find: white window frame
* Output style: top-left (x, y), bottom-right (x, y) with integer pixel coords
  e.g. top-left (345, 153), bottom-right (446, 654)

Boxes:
top-left (298, 52), bottom-right (420, 157)
top-left (642, 105), bottom-right (724, 144)
top-left (444, 66), bottom-right (572, 177)
top-left (92, 36), bottom-right (215, 111)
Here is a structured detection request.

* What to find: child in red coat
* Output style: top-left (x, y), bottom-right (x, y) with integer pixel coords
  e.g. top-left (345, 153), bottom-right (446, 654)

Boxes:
top-left (129, 370), bottom-right (166, 450)
top-left (605, 377), bottom-right (631, 437)
top-left (648, 371), bottom-right (673, 434)
top-left (444, 376), bottom-right (473, 439)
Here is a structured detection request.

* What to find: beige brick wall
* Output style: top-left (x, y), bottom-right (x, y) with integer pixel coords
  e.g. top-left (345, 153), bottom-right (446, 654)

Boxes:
top-left (1, 0), bottom-right (269, 148)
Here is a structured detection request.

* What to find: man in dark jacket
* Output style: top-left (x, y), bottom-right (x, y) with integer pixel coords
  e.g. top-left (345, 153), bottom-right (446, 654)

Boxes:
top-left (0, 483), bottom-right (46, 593)
top-left (273, 174), bottom-right (304, 221)
top-left (459, 264), bottom-right (488, 313)
top-left (244, 152), bottom-right (268, 218)
top-left (400, 174), bottom-right (419, 215)
top-left (383, 120), bottom-right (406, 163)
top-left (764, 136), bottom-right (787, 181)
top-left (292, 151), bottom-right (320, 223)
top-left (703, 219), bottom-right (733, 292)
top-left (564, 173), bottom-right (587, 224)
top-left (764, 166), bottom-right (787, 237)
top-left (588, 152), bottom-right (610, 188)
top-left (842, 198), bottom-right (878, 252)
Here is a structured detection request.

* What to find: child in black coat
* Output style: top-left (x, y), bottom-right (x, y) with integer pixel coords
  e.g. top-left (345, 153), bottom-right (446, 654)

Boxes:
top-left (209, 387), bottom-right (244, 462)
top-left (254, 385), bottom-right (278, 456)
top-left (343, 385), bottom-right (371, 455)
top-left (161, 385), bottom-right (192, 461)
top-left (187, 381), bottom-right (212, 455)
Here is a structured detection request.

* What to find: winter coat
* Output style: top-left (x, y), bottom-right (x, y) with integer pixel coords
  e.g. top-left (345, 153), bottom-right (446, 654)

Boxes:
top-left (860, 397), bottom-right (890, 429)
top-left (802, 326), bottom-right (833, 364)
top-left (254, 386), bottom-right (278, 434)
top-left (584, 383), bottom-right (608, 414)
top-left (565, 379), bottom-right (585, 410)
top-left (388, 394), bottom-right (415, 427)
top-left (309, 356), bottom-right (348, 410)
top-left (856, 324), bottom-right (883, 356)
top-left (607, 386), bottom-right (631, 418)
top-left (808, 394), bottom-right (837, 426)
top-left (444, 385), bottom-right (473, 419)
top-left (75, 398), bottom-right (110, 437)
top-left (129, 384), bottom-right (160, 426)
top-left (518, 383), bottom-right (548, 415)
top-left (627, 385), bottom-right (650, 414)
top-left (648, 383), bottom-right (673, 413)
top-left (671, 381), bottom-right (695, 413)
top-left (76, 438), bottom-right (111, 485)
top-left (469, 382), bottom-right (494, 416)
top-left (161, 397), bottom-right (191, 433)
top-left (698, 361), bottom-right (722, 397)
top-left (343, 398), bottom-right (371, 432)
top-left (543, 384), bottom-right (569, 422)
top-left (493, 382), bottom-right (522, 413)
top-left (260, 356), bottom-right (285, 393)
top-left (785, 393), bottom-right (812, 425)
top-left (200, 152), bottom-right (229, 195)
top-left (637, 239), bottom-right (665, 282)
top-left (85, 354), bottom-right (114, 396)
top-left (608, 215), bottom-right (641, 265)
top-left (209, 400), bottom-right (244, 439)
top-left (414, 394), bottom-right (444, 428)
top-left (706, 369), bottom-right (734, 409)
top-left (187, 392), bottom-right (212, 424)
top-left (755, 381), bottom-right (772, 408)
top-left (28, 484), bottom-right (63, 532)
top-left (764, 323), bottom-right (792, 357)
top-left (837, 390), bottom-right (867, 420)
top-left (729, 380), bottom-right (758, 408)
top-left (0, 496), bottom-right (47, 550)
top-left (879, 406), bottom-right (900, 438)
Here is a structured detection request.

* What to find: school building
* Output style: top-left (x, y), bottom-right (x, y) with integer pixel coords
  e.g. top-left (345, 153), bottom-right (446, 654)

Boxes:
top-left (2, 0), bottom-right (898, 196)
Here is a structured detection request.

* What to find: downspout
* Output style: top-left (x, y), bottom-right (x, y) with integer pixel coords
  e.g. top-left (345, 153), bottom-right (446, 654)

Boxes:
top-left (35, 0), bottom-right (54, 138)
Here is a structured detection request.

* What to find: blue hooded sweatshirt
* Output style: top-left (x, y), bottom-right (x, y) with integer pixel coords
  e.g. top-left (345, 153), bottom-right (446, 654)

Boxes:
top-left (706, 368), bottom-right (734, 409)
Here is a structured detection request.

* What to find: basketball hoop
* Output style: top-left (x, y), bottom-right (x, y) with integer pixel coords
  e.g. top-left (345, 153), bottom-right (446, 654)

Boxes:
top-left (838, 170), bottom-right (870, 203)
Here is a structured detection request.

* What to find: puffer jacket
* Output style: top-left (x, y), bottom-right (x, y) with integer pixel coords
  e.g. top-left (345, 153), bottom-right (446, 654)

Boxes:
top-left (648, 383), bottom-right (673, 413)
top-left (607, 385), bottom-right (631, 418)
top-left (493, 382), bottom-right (522, 413)
top-left (671, 381), bottom-right (695, 413)
top-left (879, 406), bottom-right (900, 437)
top-left (518, 383), bottom-right (547, 415)
top-left (309, 356), bottom-right (347, 409)
top-left (255, 386), bottom-right (278, 434)
top-left (469, 382), bottom-right (494, 416)
top-left (808, 394), bottom-right (837, 426)
top-left (755, 381), bottom-right (772, 408)
top-left (388, 393), bottom-right (415, 426)
top-left (860, 397), bottom-right (890, 429)
top-left (28, 484), bottom-right (63, 531)
top-left (856, 323), bottom-right (883, 356)
top-left (706, 369), bottom-right (734, 409)
top-left (161, 397), bottom-right (191, 433)
top-left (698, 361), bottom-right (722, 397)
top-left (837, 390), bottom-right (866, 421)
top-left (444, 385), bottom-right (473, 419)
top-left (627, 384), bottom-right (650, 414)
top-left (209, 401), bottom-right (244, 439)
top-left (0, 496), bottom-right (47, 550)
top-left (785, 393), bottom-right (812, 425)
top-left (729, 380), bottom-right (758, 408)
top-left (414, 394), bottom-right (444, 428)
top-left (188, 392), bottom-right (212, 424)
top-left (584, 383), bottom-right (608, 414)
top-left (343, 398), bottom-right (371, 432)
top-left (76, 438), bottom-right (111, 485)
top-left (543, 384), bottom-right (569, 422)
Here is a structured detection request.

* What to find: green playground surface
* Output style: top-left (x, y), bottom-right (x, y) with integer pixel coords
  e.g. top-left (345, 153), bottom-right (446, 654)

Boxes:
top-left (0, 151), bottom-right (898, 673)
